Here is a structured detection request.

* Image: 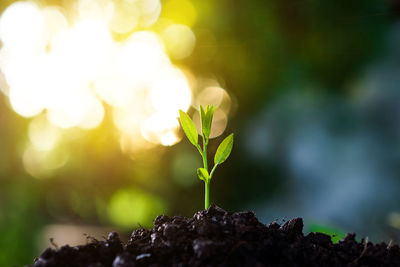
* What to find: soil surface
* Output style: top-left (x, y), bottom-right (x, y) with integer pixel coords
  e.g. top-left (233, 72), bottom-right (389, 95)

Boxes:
top-left (31, 205), bottom-right (400, 267)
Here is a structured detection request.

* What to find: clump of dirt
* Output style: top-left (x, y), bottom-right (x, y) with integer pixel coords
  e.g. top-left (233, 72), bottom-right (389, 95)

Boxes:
top-left (32, 205), bottom-right (400, 266)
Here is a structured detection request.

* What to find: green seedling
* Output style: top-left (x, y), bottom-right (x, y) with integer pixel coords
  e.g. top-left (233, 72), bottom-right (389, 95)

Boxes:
top-left (179, 105), bottom-right (234, 209)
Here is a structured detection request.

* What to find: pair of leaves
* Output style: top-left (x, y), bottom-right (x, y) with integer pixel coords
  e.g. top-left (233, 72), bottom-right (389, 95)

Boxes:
top-left (178, 105), bottom-right (216, 148)
top-left (200, 105), bottom-right (216, 139)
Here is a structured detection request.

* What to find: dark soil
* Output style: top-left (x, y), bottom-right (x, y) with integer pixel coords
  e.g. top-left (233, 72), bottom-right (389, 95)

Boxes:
top-left (31, 205), bottom-right (400, 267)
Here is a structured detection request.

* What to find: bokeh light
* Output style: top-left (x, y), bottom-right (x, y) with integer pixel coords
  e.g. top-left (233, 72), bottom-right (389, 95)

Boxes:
top-left (0, 2), bottom-right (232, 264)
top-left (77, 0), bottom-right (114, 22)
top-left (28, 115), bottom-right (61, 151)
top-left (0, 0), bottom-right (232, 171)
top-left (162, 0), bottom-right (196, 27)
top-left (141, 112), bottom-right (182, 146)
top-left (0, 2), bottom-right (46, 52)
top-left (196, 86), bottom-right (232, 114)
top-left (23, 145), bottom-right (69, 179)
top-left (107, 188), bottom-right (165, 228)
top-left (162, 24), bottom-right (196, 59)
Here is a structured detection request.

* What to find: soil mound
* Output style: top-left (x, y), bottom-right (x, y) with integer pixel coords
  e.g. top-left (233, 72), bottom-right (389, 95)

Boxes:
top-left (31, 205), bottom-right (400, 266)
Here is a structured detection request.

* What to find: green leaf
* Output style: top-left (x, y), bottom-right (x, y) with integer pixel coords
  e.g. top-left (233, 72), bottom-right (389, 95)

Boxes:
top-left (205, 105), bottom-right (215, 138)
top-left (214, 133), bottom-right (234, 165)
top-left (200, 105), bottom-right (215, 139)
top-left (197, 168), bottom-right (209, 182)
top-left (200, 105), bottom-right (207, 136)
top-left (179, 110), bottom-right (198, 146)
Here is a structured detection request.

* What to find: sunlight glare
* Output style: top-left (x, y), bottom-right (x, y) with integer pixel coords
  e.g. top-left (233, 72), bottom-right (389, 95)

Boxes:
top-left (141, 113), bottom-right (181, 146)
top-left (6, 54), bottom-right (47, 117)
top-left (47, 87), bottom-right (104, 129)
top-left (95, 59), bottom-right (135, 108)
top-left (51, 19), bottom-right (113, 81)
top-left (29, 115), bottom-right (61, 151)
top-left (109, 0), bottom-right (139, 33)
top-left (150, 67), bottom-right (192, 116)
top-left (23, 145), bottom-right (69, 179)
top-left (162, 24), bottom-right (195, 59)
top-left (118, 31), bottom-right (169, 87)
top-left (9, 84), bottom-right (44, 117)
top-left (78, 0), bottom-right (114, 22)
top-left (0, 0), bottom-right (233, 158)
top-left (42, 7), bottom-right (69, 42)
top-left (137, 0), bottom-right (161, 27)
top-left (120, 132), bottom-right (156, 155)
top-left (0, 2), bottom-right (46, 52)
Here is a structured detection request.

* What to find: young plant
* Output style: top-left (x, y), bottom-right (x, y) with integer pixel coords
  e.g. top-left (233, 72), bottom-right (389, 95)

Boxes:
top-left (179, 105), bottom-right (234, 209)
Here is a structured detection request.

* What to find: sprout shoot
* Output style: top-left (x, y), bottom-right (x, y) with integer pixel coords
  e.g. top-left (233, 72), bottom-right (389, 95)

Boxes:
top-left (179, 105), bottom-right (234, 209)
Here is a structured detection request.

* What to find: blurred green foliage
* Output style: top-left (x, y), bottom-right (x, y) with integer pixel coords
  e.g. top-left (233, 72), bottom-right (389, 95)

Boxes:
top-left (308, 223), bottom-right (346, 243)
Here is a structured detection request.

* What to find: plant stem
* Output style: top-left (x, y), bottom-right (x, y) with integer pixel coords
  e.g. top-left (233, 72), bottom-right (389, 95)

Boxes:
top-left (205, 181), bottom-right (210, 209)
top-left (202, 136), bottom-right (208, 171)
top-left (209, 164), bottom-right (216, 180)
top-left (202, 135), bottom-right (210, 209)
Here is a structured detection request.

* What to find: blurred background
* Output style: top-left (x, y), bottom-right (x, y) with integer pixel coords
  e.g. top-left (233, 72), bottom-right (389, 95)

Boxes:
top-left (1, 0), bottom-right (400, 265)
